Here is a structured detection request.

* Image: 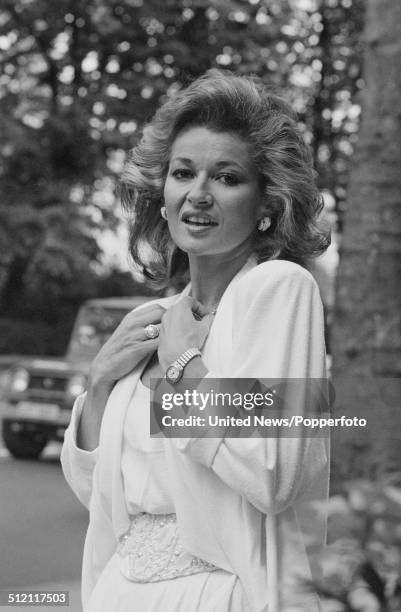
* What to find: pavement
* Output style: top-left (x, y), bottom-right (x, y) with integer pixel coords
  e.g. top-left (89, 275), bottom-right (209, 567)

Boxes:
top-left (0, 417), bottom-right (85, 612)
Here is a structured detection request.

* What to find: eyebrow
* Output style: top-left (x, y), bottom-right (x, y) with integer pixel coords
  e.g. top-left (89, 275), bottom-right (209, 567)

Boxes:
top-left (170, 157), bottom-right (193, 165)
top-left (170, 157), bottom-right (248, 173)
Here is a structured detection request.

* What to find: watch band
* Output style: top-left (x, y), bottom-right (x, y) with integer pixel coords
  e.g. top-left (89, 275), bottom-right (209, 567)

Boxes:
top-left (175, 348), bottom-right (202, 369)
top-left (165, 347), bottom-right (202, 384)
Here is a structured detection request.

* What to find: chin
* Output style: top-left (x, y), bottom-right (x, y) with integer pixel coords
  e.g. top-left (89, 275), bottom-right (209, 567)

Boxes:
top-left (172, 232), bottom-right (250, 259)
top-left (173, 237), bottom-right (216, 256)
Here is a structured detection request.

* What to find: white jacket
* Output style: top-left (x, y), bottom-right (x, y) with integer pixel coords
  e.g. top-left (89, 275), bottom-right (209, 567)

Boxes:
top-left (61, 258), bottom-right (330, 612)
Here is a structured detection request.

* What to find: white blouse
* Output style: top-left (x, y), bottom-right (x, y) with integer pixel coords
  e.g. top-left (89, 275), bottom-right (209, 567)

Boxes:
top-left (121, 378), bottom-right (174, 515)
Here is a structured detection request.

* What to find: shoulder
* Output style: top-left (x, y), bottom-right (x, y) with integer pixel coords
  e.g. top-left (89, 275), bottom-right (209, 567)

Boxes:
top-left (236, 259), bottom-right (319, 294)
top-left (229, 259), bottom-right (323, 323)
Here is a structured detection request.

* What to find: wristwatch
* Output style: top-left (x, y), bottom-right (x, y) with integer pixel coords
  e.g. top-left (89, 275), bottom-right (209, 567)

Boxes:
top-left (165, 348), bottom-right (202, 384)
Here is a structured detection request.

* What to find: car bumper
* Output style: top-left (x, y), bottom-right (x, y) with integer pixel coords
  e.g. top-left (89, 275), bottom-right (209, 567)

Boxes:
top-left (1, 400), bottom-right (72, 427)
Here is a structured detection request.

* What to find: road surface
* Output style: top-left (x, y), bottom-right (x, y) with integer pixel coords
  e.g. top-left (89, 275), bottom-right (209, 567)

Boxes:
top-left (0, 438), bottom-right (87, 612)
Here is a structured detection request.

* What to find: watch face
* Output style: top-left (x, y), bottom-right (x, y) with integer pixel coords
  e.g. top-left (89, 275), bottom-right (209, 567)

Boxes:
top-left (166, 364), bottom-right (182, 384)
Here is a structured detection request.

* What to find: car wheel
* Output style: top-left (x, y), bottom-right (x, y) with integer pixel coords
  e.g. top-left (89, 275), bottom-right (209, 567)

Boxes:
top-left (2, 421), bottom-right (48, 460)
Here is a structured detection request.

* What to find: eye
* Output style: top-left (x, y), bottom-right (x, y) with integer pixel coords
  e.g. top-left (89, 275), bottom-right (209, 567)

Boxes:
top-left (171, 168), bottom-right (193, 180)
top-left (216, 173), bottom-right (240, 186)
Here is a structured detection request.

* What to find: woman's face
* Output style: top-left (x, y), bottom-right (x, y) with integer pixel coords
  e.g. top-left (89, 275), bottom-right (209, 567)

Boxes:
top-left (163, 126), bottom-right (266, 261)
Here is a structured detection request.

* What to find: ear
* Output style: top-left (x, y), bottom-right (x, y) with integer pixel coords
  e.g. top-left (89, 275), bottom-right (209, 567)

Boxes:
top-left (256, 199), bottom-right (271, 221)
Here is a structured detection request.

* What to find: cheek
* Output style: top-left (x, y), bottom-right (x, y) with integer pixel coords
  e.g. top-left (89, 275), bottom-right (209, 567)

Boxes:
top-left (163, 183), bottom-right (185, 216)
top-left (223, 196), bottom-right (259, 233)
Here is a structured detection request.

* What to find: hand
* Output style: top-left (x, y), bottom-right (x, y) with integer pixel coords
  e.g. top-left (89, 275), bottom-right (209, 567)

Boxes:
top-left (88, 303), bottom-right (166, 390)
top-left (157, 296), bottom-right (214, 370)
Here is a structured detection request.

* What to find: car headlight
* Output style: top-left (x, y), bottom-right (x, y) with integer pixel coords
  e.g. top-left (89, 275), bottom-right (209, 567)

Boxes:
top-left (10, 368), bottom-right (30, 393)
top-left (77, 325), bottom-right (97, 346)
top-left (0, 369), bottom-right (12, 392)
top-left (66, 374), bottom-right (87, 398)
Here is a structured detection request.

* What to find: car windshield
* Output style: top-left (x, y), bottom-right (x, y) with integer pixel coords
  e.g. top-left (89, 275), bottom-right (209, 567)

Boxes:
top-left (66, 304), bottom-right (131, 362)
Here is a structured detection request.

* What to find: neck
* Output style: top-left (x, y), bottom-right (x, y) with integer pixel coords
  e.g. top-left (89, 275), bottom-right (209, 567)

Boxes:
top-left (188, 249), bottom-right (253, 310)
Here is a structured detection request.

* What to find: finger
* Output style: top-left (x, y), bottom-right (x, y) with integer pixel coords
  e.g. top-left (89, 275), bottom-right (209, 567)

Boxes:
top-left (178, 295), bottom-right (195, 309)
top-left (178, 296), bottom-right (210, 318)
top-left (198, 313), bottom-right (214, 331)
top-left (142, 323), bottom-right (161, 341)
top-left (200, 319), bottom-right (214, 344)
top-left (139, 337), bottom-right (159, 351)
top-left (191, 299), bottom-right (210, 319)
top-left (161, 298), bottom-right (191, 320)
top-left (197, 315), bottom-right (214, 349)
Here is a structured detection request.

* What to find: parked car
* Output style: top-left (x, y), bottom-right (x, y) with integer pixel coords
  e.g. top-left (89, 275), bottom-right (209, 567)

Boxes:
top-left (1, 296), bottom-right (151, 459)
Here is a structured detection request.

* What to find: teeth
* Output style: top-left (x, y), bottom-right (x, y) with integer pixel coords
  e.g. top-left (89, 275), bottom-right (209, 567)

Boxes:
top-left (185, 216), bottom-right (215, 225)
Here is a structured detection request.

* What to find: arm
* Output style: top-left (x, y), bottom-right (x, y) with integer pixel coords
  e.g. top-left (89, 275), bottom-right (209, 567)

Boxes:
top-left (76, 379), bottom-right (113, 452)
top-left (61, 301), bottom-right (166, 507)
top-left (75, 303), bottom-right (164, 452)
top-left (60, 393), bottom-right (99, 509)
top-left (171, 263), bottom-right (329, 513)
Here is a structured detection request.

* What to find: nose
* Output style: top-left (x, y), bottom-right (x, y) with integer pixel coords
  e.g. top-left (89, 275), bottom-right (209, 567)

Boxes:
top-left (186, 175), bottom-right (213, 207)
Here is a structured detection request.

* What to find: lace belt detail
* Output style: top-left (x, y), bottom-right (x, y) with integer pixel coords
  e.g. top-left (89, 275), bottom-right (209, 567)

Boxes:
top-left (116, 513), bottom-right (218, 583)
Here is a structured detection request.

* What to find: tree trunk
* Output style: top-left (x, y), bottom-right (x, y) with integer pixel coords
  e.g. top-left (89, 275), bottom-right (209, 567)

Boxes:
top-left (331, 0), bottom-right (401, 378)
top-left (330, 0), bottom-right (401, 487)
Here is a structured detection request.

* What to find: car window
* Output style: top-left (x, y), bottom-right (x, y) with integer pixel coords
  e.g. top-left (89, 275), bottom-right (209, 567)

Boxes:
top-left (66, 305), bottom-right (131, 362)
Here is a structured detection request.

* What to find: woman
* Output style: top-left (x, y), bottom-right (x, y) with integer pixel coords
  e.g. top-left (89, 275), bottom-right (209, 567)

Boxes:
top-left (61, 69), bottom-right (331, 612)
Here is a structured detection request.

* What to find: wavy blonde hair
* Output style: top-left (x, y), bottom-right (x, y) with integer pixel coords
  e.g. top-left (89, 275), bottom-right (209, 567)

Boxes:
top-left (120, 69), bottom-right (330, 288)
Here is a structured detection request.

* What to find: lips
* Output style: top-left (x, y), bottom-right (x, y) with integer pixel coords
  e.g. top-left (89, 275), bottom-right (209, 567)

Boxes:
top-left (181, 212), bottom-right (218, 226)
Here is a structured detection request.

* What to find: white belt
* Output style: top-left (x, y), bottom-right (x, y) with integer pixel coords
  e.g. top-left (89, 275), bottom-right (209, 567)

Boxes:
top-left (117, 512), bottom-right (218, 583)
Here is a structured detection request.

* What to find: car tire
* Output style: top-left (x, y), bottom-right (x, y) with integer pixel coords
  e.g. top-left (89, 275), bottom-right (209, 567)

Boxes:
top-left (2, 421), bottom-right (48, 460)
